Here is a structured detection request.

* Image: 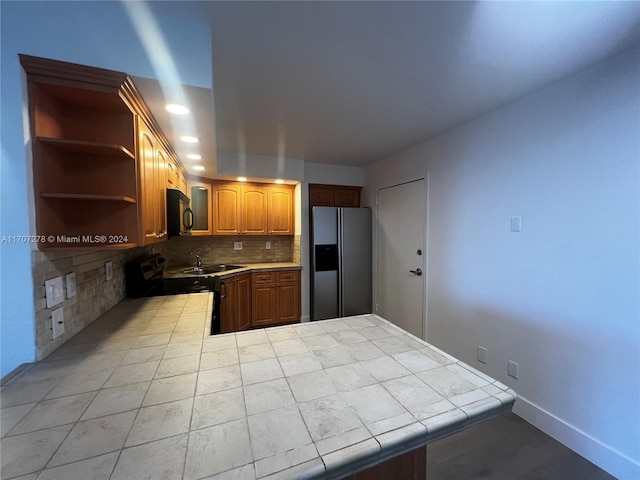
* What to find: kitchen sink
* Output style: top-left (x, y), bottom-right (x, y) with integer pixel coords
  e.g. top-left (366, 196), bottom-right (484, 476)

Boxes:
top-left (201, 264), bottom-right (246, 273)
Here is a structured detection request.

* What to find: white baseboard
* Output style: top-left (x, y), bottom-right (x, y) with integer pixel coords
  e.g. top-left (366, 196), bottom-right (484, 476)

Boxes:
top-left (513, 394), bottom-right (640, 480)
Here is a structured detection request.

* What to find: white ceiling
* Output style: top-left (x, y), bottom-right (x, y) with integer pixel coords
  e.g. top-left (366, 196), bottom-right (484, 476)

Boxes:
top-left (144, 1), bottom-right (640, 172)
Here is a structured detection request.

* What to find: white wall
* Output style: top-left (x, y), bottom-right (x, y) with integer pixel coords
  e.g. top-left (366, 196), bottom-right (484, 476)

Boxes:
top-left (0, 1), bottom-right (211, 378)
top-left (365, 48), bottom-right (639, 479)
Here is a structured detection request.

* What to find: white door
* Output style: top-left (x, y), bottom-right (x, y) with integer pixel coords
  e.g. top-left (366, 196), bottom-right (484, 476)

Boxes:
top-left (377, 179), bottom-right (427, 339)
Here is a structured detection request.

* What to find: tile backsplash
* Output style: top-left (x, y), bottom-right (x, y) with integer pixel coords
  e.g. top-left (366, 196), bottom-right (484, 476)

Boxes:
top-left (165, 235), bottom-right (295, 266)
top-left (31, 244), bottom-right (165, 360)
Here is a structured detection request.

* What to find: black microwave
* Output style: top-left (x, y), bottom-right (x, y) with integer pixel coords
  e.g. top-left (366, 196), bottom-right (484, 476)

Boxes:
top-left (167, 189), bottom-right (193, 238)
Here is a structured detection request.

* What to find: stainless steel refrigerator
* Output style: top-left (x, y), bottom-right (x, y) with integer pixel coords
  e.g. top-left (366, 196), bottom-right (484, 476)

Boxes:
top-left (311, 207), bottom-right (372, 320)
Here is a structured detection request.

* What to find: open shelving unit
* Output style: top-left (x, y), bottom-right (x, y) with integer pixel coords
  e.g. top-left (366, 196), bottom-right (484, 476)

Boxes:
top-left (21, 55), bottom-right (141, 250)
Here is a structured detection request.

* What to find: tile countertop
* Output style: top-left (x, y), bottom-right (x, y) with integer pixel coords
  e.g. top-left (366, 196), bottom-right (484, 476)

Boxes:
top-left (163, 262), bottom-right (301, 279)
top-left (0, 294), bottom-right (515, 480)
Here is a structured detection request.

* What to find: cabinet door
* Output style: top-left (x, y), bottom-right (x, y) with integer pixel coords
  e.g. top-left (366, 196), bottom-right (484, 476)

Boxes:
top-left (155, 148), bottom-right (167, 238)
top-left (267, 186), bottom-right (294, 235)
top-left (220, 277), bottom-right (236, 334)
top-left (213, 184), bottom-right (241, 235)
top-left (277, 282), bottom-right (300, 324)
top-left (138, 119), bottom-right (159, 245)
top-left (334, 186), bottom-right (361, 208)
top-left (166, 158), bottom-right (178, 189)
top-left (252, 272), bottom-right (277, 328)
top-left (242, 185), bottom-right (267, 235)
top-left (276, 271), bottom-right (300, 324)
top-left (179, 172), bottom-right (188, 196)
top-left (188, 178), bottom-right (213, 235)
top-left (309, 184), bottom-right (335, 206)
top-left (235, 274), bottom-right (252, 331)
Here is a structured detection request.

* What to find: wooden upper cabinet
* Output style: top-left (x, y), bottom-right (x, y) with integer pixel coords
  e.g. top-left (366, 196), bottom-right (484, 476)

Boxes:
top-left (242, 184), bottom-right (268, 235)
top-left (212, 183), bottom-right (241, 235)
top-left (189, 177), bottom-right (214, 236)
top-left (211, 182), bottom-right (294, 236)
top-left (138, 119), bottom-right (157, 244)
top-left (334, 186), bottom-right (361, 207)
top-left (309, 184), bottom-right (361, 208)
top-left (309, 184), bottom-right (335, 206)
top-left (268, 186), bottom-right (294, 235)
top-left (137, 117), bottom-right (168, 245)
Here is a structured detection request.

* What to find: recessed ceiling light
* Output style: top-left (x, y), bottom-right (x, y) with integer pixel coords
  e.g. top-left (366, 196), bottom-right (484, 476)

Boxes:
top-left (165, 103), bottom-right (190, 115)
top-left (275, 179), bottom-right (284, 184)
top-left (237, 177), bottom-right (247, 182)
top-left (180, 135), bottom-right (199, 143)
top-left (193, 165), bottom-right (205, 171)
top-left (187, 154), bottom-right (202, 160)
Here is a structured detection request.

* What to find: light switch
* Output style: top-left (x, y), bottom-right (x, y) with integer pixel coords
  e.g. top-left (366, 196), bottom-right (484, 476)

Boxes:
top-left (510, 216), bottom-right (522, 232)
top-left (65, 272), bottom-right (77, 298)
top-left (52, 307), bottom-right (64, 339)
top-left (234, 242), bottom-right (243, 250)
top-left (265, 241), bottom-right (271, 250)
top-left (45, 277), bottom-right (64, 308)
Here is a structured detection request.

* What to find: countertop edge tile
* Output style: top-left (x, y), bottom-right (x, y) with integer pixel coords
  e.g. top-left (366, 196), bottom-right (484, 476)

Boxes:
top-left (260, 457), bottom-right (326, 480)
top-left (460, 396), bottom-right (505, 428)
top-left (421, 409), bottom-right (468, 443)
top-left (322, 438), bottom-right (381, 480)
top-left (376, 422), bottom-right (427, 464)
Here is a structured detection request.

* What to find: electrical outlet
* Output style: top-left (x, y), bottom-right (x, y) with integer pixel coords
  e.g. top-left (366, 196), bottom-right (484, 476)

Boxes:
top-left (52, 307), bottom-right (64, 339)
top-left (45, 277), bottom-right (64, 308)
top-left (65, 272), bottom-right (77, 298)
top-left (234, 242), bottom-right (243, 250)
top-left (105, 261), bottom-right (113, 281)
top-left (508, 360), bottom-right (519, 379)
top-left (265, 241), bottom-right (271, 250)
top-left (477, 346), bottom-right (487, 364)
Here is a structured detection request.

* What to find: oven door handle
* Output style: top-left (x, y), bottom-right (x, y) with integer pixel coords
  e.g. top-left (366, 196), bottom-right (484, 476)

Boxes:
top-left (220, 281), bottom-right (227, 299)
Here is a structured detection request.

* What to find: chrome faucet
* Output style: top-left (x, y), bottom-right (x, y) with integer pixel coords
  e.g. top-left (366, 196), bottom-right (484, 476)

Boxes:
top-left (190, 252), bottom-right (202, 268)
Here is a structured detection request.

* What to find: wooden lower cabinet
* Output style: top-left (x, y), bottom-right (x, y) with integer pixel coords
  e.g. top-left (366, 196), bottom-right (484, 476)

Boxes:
top-left (220, 273), bottom-right (251, 333)
top-left (251, 270), bottom-right (300, 328)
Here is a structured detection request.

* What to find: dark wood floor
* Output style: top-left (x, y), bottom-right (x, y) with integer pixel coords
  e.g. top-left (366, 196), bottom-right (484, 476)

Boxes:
top-left (427, 413), bottom-right (615, 480)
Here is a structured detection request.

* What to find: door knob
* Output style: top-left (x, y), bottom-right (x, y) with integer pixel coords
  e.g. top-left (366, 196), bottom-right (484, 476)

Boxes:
top-left (410, 268), bottom-right (423, 276)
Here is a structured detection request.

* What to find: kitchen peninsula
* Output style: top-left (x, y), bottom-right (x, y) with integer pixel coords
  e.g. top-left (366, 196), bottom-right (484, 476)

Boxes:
top-left (1, 293), bottom-right (515, 479)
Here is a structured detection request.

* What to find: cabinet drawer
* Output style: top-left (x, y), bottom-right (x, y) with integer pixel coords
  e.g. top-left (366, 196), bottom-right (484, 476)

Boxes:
top-left (253, 272), bottom-right (274, 284)
top-left (276, 271), bottom-right (299, 283)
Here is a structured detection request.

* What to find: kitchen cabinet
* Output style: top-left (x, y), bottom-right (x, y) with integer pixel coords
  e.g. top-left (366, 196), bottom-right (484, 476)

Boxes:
top-left (309, 184), bottom-right (361, 208)
top-left (21, 54), bottom-right (184, 250)
top-left (267, 186), bottom-right (295, 235)
top-left (166, 157), bottom-right (186, 195)
top-left (220, 273), bottom-right (252, 333)
top-left (138, 117), bottom-right (168, 245)
top-left (212, 182), bottom-right (294, 236)
top-left (251, 270), bottom-right (300, 328)
top-left (188, 177), bottom-right (213, 236)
